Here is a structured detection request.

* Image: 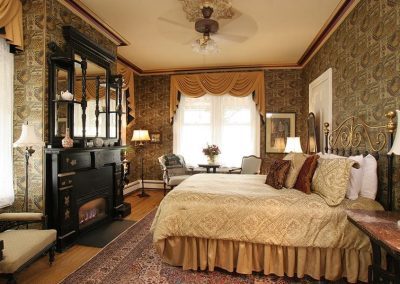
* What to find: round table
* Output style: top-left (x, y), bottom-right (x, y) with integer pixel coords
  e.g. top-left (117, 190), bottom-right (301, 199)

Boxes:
top-left (198, 164), bottom-right (220, 173)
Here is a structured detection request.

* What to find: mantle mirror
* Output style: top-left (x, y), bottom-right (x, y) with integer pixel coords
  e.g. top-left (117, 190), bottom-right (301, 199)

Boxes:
top-left (47, 26), bottom-right (124, 148)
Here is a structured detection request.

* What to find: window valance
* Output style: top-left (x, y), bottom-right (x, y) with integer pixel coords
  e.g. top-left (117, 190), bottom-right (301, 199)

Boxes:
top-left (170, 71), bottom-right (265, 123)
top-left (117, 61), bottom-right (135, 124)
top-left (0, 0), bottom-right (23, 50)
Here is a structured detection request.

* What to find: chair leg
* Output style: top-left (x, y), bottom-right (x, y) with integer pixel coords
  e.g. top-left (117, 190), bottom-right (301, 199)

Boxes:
top-left (163, 183), bottom-right (166, 196)
top-left (6, 274), bottom-right (16, 284)
top-left (49, 245), bottom-right (55, 266)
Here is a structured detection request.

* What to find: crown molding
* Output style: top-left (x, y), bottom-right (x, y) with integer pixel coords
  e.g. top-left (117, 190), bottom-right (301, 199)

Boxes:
top-left (59, 0), bottom-right (130, 47)
top-left (64, 0), bottom-right (357, 75)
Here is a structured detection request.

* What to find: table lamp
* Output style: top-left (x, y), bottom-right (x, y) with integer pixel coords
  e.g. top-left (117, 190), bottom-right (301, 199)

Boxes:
top-left (284, 137), bottom-right (303, 153)
top-left (13, 122), bottom-right (45, 212)
top-left (132, 130), bottom-right (150, 197)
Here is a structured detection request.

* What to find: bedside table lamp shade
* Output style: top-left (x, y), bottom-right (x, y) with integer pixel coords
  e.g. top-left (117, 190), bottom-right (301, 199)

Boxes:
top-left (388, 110), bottom-right (400, 155)
top-left (13, 122), bottom-right (44, 212)
top-left (284, 137), bottom-right (302, 153)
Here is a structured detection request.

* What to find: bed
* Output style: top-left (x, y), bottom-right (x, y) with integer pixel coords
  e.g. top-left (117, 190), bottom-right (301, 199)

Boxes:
top-left (151, 113), bottom-right (395, 283)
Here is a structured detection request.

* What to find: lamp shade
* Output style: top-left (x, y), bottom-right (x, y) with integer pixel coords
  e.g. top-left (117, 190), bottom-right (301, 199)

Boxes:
top-left (284, 137), bottom-right (303, 153)
top-left (131, 130), bottom-right (150, 142)
top-left (388, 109), bottom-right (400, 155)
top-left (13, 122), bottom-right (44, 148)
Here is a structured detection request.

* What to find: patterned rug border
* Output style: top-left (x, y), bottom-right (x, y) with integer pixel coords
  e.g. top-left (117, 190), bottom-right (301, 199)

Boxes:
top-left (60, 207), bottom-right (158, 283)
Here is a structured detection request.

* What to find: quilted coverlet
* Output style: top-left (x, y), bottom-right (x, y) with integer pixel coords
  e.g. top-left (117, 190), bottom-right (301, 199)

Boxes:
top-left (151, 174), bottom-right (382, 250)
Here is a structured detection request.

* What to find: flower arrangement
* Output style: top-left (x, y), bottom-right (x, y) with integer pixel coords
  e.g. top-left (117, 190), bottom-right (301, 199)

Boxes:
top-left (202, 144), bottom-right (221, 164)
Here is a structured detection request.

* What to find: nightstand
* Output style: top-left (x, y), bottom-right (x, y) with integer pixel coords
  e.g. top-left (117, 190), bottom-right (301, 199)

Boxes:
top-left (347, 209), bottom-right (400, 283)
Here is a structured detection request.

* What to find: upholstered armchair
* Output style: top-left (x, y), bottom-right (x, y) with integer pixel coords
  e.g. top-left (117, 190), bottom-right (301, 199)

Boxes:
top-left (0, 212), bottom-right (56, 283)
top-left (158, 154), bottom-right (194, 195)
top-left (229, 155), bottom-right (262, 174)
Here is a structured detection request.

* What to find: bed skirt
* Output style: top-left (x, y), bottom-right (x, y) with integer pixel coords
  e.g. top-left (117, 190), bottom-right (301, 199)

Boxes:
top-left (155, 237), bottom-right (372, 283)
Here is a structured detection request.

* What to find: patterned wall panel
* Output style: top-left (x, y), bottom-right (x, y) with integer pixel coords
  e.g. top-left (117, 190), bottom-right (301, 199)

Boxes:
top-left (11, 0), bottom-right (46, 212)
top-left (131, 70), bottom-right (308, 180)
top-left (262, 69), bottom-right (307, 172)
top-left (303, 0), bottom-right (400, 209)
top-left (9, 0), bottom-right (117, 213)
top-left (129, 75), bottom-right (172, 181)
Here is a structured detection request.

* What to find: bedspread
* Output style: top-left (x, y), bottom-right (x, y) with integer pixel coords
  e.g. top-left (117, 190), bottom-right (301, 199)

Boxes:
top-left (151, 174), bottom-right (383, 250)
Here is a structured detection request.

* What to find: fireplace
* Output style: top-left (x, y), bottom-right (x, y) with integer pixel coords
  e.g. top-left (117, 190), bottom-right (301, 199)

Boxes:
top-left (79, 197), bottom-right (108, 230)
top-left (45, 147), bottom-right (130, 251)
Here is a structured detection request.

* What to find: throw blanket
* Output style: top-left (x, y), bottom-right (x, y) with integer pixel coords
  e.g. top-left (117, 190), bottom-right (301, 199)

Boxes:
top-left (151, 174), bottom-right (383, 250)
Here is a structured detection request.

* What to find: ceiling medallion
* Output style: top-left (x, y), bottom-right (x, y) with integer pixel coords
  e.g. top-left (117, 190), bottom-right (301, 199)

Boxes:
top-left (180, 0), bottom-right (234, 22)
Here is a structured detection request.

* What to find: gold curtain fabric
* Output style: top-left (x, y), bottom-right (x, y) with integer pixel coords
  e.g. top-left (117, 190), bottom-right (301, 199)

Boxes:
top-left (117, 61), bottom-right (135, 123)
top-left (170, 71), bottom-right (265, 123)
top-left (0, 0), bottom-right (23, 50)
top-left (155, 237), bottom-right (373, 283)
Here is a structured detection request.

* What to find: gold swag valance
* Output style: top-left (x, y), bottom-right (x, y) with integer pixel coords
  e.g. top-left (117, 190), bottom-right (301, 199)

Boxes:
top-left (117, 61), bottom-right (135, 124)
top-left (0, 0), bottom-right (23, 50)
top-left (170, 71), bottom-right (265, 123)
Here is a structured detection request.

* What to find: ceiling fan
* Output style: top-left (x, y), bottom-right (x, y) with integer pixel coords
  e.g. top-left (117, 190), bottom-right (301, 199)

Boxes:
top-left (158, 2), bottom-right (249, 54)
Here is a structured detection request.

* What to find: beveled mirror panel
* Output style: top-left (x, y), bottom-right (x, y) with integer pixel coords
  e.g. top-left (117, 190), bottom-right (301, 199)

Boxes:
top-left (73, 54), bottom-right (107, 138)
top-left (54, 67), bottom-right (69, 137)
top-left (307, 112), bottom-right (318, 154)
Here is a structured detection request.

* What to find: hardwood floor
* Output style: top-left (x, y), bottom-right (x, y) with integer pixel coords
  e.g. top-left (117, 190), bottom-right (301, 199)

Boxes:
top-left (8, 190), bottom-right (165, 284)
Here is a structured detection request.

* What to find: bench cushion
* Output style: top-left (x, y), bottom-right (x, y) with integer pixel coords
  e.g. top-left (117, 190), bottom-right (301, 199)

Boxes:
top-left (0, 229), bottom-right (56, 273)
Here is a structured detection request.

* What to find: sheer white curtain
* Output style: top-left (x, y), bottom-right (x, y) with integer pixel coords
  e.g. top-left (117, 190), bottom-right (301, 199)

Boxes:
top-left (0, 38), bottom-right (15, 207)
top-left (173, 94), bottom-right (260, 167)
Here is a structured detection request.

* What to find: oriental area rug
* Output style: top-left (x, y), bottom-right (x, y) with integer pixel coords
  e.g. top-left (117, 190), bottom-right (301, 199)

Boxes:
top-left (61, 209), bottom-right (343, 284)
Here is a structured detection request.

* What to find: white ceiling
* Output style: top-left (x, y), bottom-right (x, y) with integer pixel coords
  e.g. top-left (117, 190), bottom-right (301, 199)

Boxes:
top-left (80, 0), bottom-right (342, 71)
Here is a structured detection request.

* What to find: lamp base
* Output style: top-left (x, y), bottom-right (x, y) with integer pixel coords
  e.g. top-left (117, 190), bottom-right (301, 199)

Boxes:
top-left (137, 191), bottom-right (150, 198)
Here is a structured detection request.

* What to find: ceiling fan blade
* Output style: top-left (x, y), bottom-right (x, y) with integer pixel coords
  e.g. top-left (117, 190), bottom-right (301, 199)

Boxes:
top-left (157, 17), bottom-right (192, 30)
top-left (214, 33), bottom-right (248, 43)
top-left (218, 8), bottom-right (243, 29)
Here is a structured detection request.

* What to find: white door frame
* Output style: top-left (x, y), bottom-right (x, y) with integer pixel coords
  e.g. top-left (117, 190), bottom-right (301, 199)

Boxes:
top-left (309, 68), bottom-right (333, 153)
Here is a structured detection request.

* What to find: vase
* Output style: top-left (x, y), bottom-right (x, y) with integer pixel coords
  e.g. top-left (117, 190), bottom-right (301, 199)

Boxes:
top-left (207, 155), bottom-right (218, 165)
top-left (62, 128), bottom-right (73, 148)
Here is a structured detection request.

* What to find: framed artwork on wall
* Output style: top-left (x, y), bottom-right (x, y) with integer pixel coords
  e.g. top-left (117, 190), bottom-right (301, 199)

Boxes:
top-left (150, 131), bottom-right (162, 144)
top-left (266, 112), bottom-right (295, 153)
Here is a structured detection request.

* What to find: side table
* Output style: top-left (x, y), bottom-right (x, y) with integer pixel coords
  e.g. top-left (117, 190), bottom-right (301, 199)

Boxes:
top-left (198, 164), bottom-right (220, 173)
top-left (347, 209), bottom-right (400, 283)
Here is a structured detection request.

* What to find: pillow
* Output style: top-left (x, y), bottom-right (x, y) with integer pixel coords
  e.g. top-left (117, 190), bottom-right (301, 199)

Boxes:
top-left (283, 153), bottom-right (308, 188)
top-left (360, 154), bottom-right (378, 199)
top-left (265, 160), bottom-right (291, 189)
top-left (346, 155), bottom-right (364, 200)
top-left (294, 155), bottom-right (320, 194)
top-left (312, 158), bottom-right (355, 206)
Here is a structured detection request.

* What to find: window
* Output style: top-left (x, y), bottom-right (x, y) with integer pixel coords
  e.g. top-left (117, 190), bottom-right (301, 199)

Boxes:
top-left (0, 39), bottom-right (15, 207)
top-left (173, 94), bottom-right (260, 167)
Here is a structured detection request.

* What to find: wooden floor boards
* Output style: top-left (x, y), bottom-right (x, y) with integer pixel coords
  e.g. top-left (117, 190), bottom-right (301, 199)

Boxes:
top-left (6, 190), bottom-right (164, 284)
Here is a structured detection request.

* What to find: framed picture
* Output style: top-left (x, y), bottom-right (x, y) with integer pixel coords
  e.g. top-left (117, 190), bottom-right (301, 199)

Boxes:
top-left (149, 132), bottom-right (162, 144)
top-left (266, 113), bottom-right (295, 153)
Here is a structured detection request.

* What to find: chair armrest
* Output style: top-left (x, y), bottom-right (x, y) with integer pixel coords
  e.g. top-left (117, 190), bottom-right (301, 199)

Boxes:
top-left (186, 166), bottom-right (194, 173)
top-left (0, 213), bottom-right (43, 222)
top-left (228, 167), bottom-right (241, 174)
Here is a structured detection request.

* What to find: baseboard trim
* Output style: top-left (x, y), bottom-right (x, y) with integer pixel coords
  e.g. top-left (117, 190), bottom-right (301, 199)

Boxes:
top-left (123, 179), bottom-right (165, 195)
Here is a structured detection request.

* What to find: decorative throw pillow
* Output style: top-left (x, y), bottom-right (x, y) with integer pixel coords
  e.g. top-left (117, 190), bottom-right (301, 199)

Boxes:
top-left (283, 153), bottom-right (308, 188)
top-left (265, 160), bottom-right (291, 189)
top-left (294, 155), bottom-right (320, 194)
top-left (360, 154), bottom-right (378, 199)
top-left (312, 158), bottom-right (355, 206)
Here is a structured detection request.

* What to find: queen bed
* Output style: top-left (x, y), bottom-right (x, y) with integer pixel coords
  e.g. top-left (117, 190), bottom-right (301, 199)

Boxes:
top-left (151, 114), bottom-right (395, 283)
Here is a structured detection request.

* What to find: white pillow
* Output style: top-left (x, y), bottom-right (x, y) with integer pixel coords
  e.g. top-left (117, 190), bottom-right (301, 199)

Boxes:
top-left (346, 155), bottom-right (364, 200)
top-left (360, 154), bottom-right (378, 199)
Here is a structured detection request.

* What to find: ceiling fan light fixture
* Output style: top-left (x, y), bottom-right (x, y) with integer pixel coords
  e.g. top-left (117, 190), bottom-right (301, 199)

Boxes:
top-left (192, 35), bottom-right (219, 55)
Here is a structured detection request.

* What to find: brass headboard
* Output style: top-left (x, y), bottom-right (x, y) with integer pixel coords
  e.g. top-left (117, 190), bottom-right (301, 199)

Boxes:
top-left (322, 111), bottom-right (396, 210)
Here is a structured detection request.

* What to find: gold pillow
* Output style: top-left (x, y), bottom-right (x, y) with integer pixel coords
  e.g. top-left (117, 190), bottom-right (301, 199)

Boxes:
top-left (283, 153), bottom-right (308, 188)
top-left (312, 158), bottom-right (355, 206)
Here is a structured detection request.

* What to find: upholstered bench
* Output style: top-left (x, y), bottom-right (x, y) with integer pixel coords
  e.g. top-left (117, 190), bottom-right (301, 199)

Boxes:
top-left (0, 213), bottom-right (56, 283)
